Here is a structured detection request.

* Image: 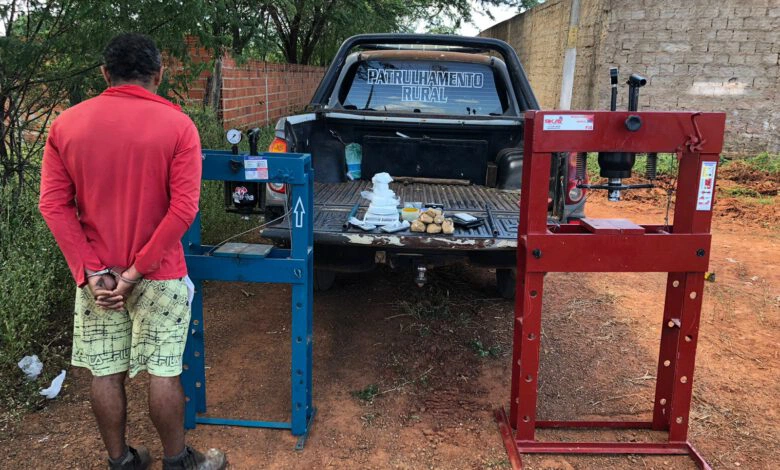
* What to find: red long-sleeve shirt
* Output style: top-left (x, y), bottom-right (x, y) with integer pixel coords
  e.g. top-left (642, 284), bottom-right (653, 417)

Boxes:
top-left (39, 85), bottom-right (202, 287)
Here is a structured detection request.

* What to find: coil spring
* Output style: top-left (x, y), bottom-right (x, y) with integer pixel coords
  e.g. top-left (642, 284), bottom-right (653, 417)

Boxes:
top-left (646, 153), bottom-right (658, 180)
top-left (575, 152), bottom-right (587, 181)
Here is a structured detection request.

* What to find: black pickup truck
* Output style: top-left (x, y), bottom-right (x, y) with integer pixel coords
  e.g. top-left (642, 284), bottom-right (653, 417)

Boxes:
top-left (261, 34), bottom-right (586, 298)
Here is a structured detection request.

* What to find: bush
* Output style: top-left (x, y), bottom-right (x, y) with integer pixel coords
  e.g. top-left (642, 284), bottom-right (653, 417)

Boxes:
top-left (0, 183), bottom-right (73, 411)
top-left (184, 106), bottom-right (229, 150)
top-left (182, 106), bottom-right (277, 244)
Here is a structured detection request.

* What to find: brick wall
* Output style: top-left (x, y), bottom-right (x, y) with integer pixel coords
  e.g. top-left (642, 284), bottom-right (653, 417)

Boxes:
top-left (181, 46), bottom-right (326, 130)
top-left (481, 0), bottom-right (779, 155)
top-left (219, 57), bottom-right (325, 129)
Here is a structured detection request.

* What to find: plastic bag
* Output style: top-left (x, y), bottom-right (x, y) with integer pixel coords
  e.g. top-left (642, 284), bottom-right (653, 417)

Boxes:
top-left (40, 370), bottom-right (66, 399)
top-left (18, 355), bottom-right (43, 381)
top-left (371, 172), bottom-right (393, 184)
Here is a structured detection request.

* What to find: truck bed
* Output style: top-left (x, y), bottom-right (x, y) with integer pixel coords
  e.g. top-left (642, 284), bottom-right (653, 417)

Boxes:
top-left (263, 181), bottom-right (520, 250)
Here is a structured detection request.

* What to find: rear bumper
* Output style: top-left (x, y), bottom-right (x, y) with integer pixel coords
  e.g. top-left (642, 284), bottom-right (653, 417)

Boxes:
top-left (262, 224), bottom-right (518, 272)
top-left (263, 225), bottom-right (517, 251)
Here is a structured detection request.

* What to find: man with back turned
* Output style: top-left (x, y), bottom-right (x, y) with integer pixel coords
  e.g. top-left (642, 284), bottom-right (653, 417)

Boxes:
top-left (39, 32), bottom-right (227, 470)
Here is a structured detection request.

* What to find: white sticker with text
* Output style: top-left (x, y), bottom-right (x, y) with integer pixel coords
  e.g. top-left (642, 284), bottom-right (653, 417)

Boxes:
top-left (542, 114), bottom-right (594, 131)
top-left (367, 68), bottom-right (485, 103)
top-left (696, 161), bottom-right (717, 211)
top-left (244, 156), bottom-right (268, 180)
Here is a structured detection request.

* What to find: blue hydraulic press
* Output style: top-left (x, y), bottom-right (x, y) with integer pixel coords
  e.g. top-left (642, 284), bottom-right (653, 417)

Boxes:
top-left (180, 144), bottom-right (315, 449)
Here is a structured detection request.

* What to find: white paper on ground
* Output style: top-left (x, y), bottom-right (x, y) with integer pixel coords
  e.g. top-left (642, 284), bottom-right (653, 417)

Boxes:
top-left (18, 354), bottom-right (43, 381)
top-left (184, 275), bottom-right (195, 305)
top-left (39, 370), bottom-right (66, 399)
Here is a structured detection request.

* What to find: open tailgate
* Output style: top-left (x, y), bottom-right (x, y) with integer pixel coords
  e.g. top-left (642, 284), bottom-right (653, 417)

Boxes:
top-left (262, 181), bottom-right (520, 250)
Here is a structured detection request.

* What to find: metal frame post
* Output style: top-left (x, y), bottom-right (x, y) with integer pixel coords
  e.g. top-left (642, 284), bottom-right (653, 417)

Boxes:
top-left (180, 151), bottom-right (316, 449)
top-left (495, 110), bottom-right (725, 469)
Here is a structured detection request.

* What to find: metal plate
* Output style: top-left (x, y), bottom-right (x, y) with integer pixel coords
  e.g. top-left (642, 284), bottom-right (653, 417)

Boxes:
top-left (212, 242), bottom-right (273, 258)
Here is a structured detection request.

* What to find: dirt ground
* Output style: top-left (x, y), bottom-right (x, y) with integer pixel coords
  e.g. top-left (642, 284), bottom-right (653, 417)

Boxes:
top-left (1, 189), bottom-right (778, 469)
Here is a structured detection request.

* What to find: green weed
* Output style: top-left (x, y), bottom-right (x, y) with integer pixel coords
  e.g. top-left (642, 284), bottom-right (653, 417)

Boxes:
top-left (723, 186), bottom-right (762, 198)
top-left (351, 384), bottom-right (379, 402)
top-left (468, 338), bottom-right (501, 358)
top-left (399, 287), bottom-right (452, 320)
top-left (723, 152), bottom-right (779, 175)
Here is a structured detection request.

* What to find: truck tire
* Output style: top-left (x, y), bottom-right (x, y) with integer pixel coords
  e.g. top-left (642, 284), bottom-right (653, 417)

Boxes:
top-left (496, 268), bottom-right (516, 300)
top-left (314, 269), bottom-right (336, 291)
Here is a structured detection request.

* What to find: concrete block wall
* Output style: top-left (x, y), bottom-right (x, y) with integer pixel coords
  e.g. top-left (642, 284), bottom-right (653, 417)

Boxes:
top-left (481, 0), bottom-right (779, 155)
top-left (483, 0), bottom-right (573, 109)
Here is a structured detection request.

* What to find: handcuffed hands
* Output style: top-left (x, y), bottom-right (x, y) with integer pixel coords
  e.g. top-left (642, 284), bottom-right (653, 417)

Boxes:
top-left (86, 270), bottom-right (117, 297)
top-left (87, 266), bottom-right (143, 311)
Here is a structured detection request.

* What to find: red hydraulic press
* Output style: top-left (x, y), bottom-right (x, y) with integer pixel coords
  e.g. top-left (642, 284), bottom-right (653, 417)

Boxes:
top-left (495, 101), bottom-right (726, 468)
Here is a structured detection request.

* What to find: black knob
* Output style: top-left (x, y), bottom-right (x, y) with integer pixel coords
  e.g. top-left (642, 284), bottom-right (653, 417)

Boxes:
top-left (625, 115), bottom-right (642, 132)
top-left (627, 73), bottom-right (647, 87)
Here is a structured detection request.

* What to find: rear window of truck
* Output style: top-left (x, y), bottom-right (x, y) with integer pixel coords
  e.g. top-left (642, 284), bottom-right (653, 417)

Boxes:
top-left (341, 60), bottom-right (508, 116)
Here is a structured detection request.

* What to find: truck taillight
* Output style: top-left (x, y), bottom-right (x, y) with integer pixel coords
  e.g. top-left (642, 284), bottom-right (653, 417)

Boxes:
top-left (267, 137), bottom-right (288, 193)
top-left (268, 182), bottom-right (286, 194)
top-left (268, 137), bottom-right (287, 153)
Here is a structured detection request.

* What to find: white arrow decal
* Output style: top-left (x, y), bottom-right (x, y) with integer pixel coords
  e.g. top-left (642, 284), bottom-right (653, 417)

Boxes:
top-left (293, 197), bottom-right (305, 228)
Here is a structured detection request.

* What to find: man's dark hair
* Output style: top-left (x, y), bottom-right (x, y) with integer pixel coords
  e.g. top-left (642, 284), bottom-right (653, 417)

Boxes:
top-left (102, 33), bottom-right (162, 83)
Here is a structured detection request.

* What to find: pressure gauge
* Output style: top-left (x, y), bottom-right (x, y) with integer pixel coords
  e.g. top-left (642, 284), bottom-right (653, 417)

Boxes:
top-left (226, 128), bottom-right (242, 145)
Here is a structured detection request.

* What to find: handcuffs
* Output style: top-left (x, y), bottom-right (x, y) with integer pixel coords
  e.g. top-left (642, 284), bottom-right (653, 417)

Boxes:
top-left (86, 267), bottom-right (141, 284)
top-left (86, 267), bottom-right (142, 302)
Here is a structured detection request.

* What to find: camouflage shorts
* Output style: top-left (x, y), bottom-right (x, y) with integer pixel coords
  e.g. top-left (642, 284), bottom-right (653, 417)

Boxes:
top-left (71, 278), bottom-right (190, 378)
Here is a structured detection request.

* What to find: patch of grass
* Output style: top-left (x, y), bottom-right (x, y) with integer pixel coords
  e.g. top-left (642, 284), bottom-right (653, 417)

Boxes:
top-left (633, 153), bottom-right (677, 177)
top-left (585, 152), bottom-right (677, 179)
top-left (468, 338), bottom-right (501, 358)
top-left (724, 152), bottom-right (780, 175)
top-left (723, 186), bottom-right (762, 198)
top-left (399, 287), bottom-right (452, 320)
top-left (754, 197), bottom-right (776, 205)
top-left (351, 384), bottom-right (379, 403)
